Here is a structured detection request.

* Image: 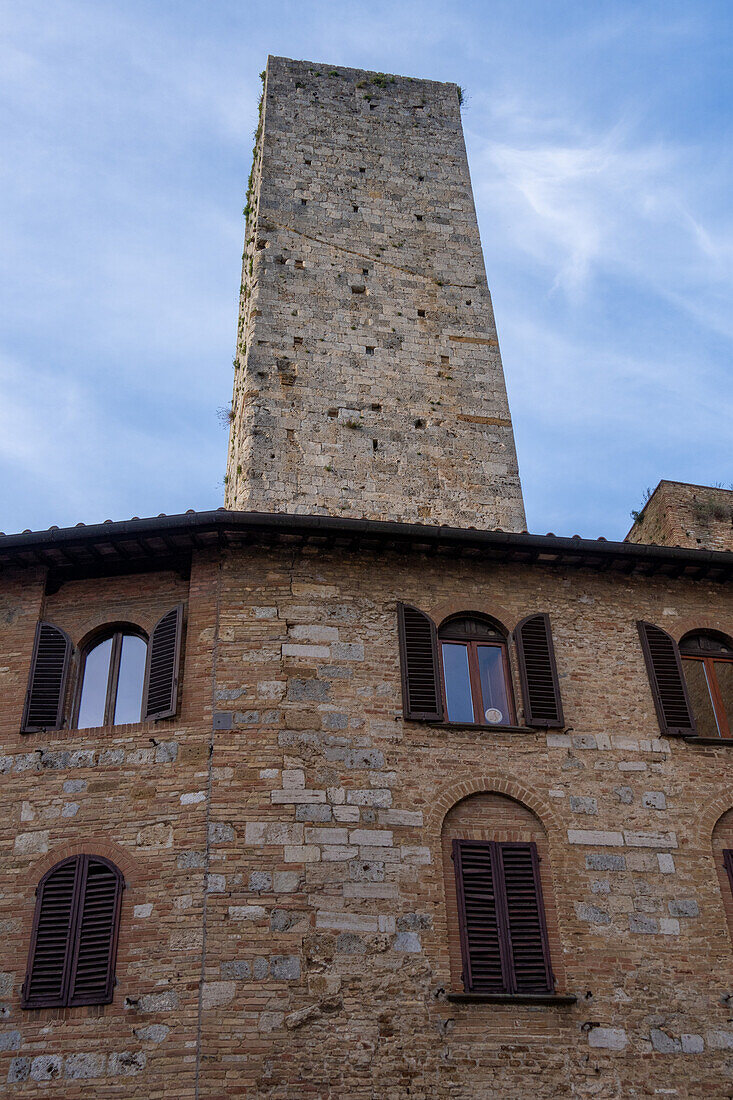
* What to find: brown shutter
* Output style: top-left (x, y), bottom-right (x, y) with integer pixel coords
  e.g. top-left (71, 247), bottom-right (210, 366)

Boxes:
top-left (724, 850), bottom-right (733, 897)
top-left (637, 621), bottom-right (696, 735)
top-left (143, 604), bottom-right (184, 720)
top-left (22, 858), bottom-right (81, 1008)
top-left (453, 840), bottom-right (554, 995)
top-left (22, 621), bottom-right (72, 733)
top-left (68, 857), bottom-right (123, 1006)
top-left (453, 840), bottom-right (506, 993)
top-left (397, 603), bottom-right (443, 721)
top-left (515, 613), bottom-right (564, 728)
top-left (23, 855), bottom-right (123, 1010)
top-left (496, 842), bottom-right (553, 993)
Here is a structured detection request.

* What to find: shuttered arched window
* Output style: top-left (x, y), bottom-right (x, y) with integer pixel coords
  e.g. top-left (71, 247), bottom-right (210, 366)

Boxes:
top-left (22, 855), bottom-right (123, 1009)
top-left (397, 605), bottom-right (564, 728)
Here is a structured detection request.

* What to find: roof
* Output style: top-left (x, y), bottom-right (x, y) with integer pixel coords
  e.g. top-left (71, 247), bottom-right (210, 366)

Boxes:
top-left (1, 510), bottom-right (731, 583)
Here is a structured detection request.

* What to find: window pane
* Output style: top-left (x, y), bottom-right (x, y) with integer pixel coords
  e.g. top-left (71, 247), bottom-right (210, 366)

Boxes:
top-left (682, 658), bottom-right (719, 737)
top-left (477, 645), bottom-right (510, 725)
top-left (442, 643), bottom-right (474, 723)
top-left (77, 637), bottom-right (113, 729)
top-left (714, 660), bottom-right (733, 736)
top-left (114, 634), bottom-right (147, 725)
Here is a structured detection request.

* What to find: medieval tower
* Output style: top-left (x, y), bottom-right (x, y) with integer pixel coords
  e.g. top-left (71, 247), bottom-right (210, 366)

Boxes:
top-left (225, 56), bottom-right (526, 531)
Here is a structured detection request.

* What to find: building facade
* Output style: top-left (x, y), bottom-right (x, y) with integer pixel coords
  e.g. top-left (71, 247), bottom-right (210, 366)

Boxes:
top-left (1, 56), bottom-right (732, 1099)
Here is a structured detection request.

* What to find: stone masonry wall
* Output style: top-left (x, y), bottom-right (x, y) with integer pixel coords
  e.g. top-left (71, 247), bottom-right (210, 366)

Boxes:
top-left (2, 542), bottom-right (733, 1096)
top-left (225, 57), bottom-right (526, 531)
top-left (626, 480), bottom-right (733, 552)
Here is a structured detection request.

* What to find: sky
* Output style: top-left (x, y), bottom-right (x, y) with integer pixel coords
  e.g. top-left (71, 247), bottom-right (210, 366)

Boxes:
top-left (1, 0), bottom-right (731, 540)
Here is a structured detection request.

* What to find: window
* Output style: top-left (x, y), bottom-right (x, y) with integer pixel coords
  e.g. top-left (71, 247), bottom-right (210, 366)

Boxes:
top-left (396, 604), bottom-right (564, 728)
top-left (680, 632), bottom-right (733, 738)
top-left (453, 839), bottom-right (553, 994)
top-left (22, 855), bottom-right (123, 1008)
top-left (77, 629), bottom-right (147, 729)
top-left (439, 616), bottom-right (514, 725)
top-left (21, 606), bottom-right (184, 733)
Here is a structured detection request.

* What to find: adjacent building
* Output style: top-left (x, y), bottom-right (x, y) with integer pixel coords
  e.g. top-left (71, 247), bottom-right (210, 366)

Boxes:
top-left (1, 56), bottom-right (732, 1098)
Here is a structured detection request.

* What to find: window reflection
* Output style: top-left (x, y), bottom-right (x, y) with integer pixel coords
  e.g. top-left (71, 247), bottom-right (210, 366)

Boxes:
top-left (77, 630), bottom-right (147, 730)
top-left (442, 643), bottom-right (474, 723)
top-left (477, 646), bottom-right (510, 725)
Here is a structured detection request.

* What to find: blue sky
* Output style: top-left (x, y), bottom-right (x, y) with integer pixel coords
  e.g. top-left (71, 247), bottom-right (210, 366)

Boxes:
top-left (1, 0), bottom-right (731, 539)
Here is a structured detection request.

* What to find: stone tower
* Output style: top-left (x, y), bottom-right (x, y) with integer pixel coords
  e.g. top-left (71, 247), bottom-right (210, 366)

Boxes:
top-left (225, 56), bottom-right (526, 531)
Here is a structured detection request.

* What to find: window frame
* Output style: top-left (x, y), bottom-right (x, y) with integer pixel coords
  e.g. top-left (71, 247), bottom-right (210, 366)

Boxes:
top-left (438, 618), bottom-right (516, 727)
top-left (679, 635), bottom-right (733, 739)
top-left (73, 626), bottom-right (148, 730)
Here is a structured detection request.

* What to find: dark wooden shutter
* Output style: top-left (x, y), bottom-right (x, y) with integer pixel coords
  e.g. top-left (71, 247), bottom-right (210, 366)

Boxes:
top-left (724, 850), bottom-right (733, 898)
top-left (515, 613), bottom-right (564, 728)
top-left (453, 840), bottom-right (506, 992)
top-left (68, 858), bottom-right (123, 1006)
top-left (22, 621), bottom-right (72, 733)
top-left (397, 603), bottom-right (443, 721)
top-left (23, 855), bottom-right (122, 1010)
top-left (453, 840), bottom-right (553, 995)
top-left (22, 858), bottom-right (81, 1008)
top-left (497, 843), bottom-right (553, 993)
top-left (637, 621), bottom-right (696, 735)
top-left (143, 604), bottom-right (184, 720)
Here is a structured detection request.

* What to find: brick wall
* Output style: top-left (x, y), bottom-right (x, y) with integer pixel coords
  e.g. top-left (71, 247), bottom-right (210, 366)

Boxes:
top-left (2, 542), bottom-right (733, 1095)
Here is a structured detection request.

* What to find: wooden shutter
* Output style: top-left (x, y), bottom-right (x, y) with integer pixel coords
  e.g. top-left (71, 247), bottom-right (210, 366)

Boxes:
top-left (22, 621), bottom-right (72, 733)
top-left (724, 850), bottom-right (733, 898)
top-left (637, 621), bottom-right (696, 735)
top-left (453, 840), bottom-right (553, 995)
top-left (397, 603), bottom-right (443, 721)
top-left (453, 840), bottom-right (506, 992)
top-left (515, 613), bottom-right (564, 728)
top-left (23, 855), bottom-right (122, 1010)
top-left (143, 604), bottom-right (184, 720)
top-left (497, 843), bottom-right (553, 993)
top-left (22, 858), bottom-right (81, 1008)
top-left (68, 858), bottom-right (123, 1006)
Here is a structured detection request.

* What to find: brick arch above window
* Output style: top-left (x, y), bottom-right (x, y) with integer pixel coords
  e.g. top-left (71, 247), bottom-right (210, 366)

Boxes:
top-left (22, 838), bottom-right (139, 889)
top-left (669, 615), bottom-right (733, 645)
top-left (426, 773), bottom-right (563, 846)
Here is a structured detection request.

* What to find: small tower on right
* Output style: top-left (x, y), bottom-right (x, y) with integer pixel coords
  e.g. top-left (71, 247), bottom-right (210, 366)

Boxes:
top-left (626, 480), bottom-right (733, 552)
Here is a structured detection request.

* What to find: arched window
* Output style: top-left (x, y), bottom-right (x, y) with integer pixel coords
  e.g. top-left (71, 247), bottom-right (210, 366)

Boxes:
top-left (22, 855), bottom-right (123, 1008)
top-left (76, 628), bottom-right (147, 729)
top-left (441, 793), bottom-right (560, 997)
top-left (438, 616), bottom-right (514, 725)
top-left (679, 631), bottom-right (733, 738)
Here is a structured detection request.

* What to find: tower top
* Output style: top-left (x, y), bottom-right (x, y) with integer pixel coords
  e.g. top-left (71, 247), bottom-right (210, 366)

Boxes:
top-left (226, 56), bottom-right (526, 531)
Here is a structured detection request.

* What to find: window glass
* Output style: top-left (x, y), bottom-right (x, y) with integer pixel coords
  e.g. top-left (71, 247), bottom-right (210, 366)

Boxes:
top-left (77, 637), bottom-right (113, 730)
top-left (682, 659), bottom-right (720, 738)
top-left (114, 634), bottom-right (147, 725)
top-left (442, 643), bottom-right (474, 723)
top-left (477, 645), bottom-right (510, 725)
top-left (715, 660), bottom-right (733, 734)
